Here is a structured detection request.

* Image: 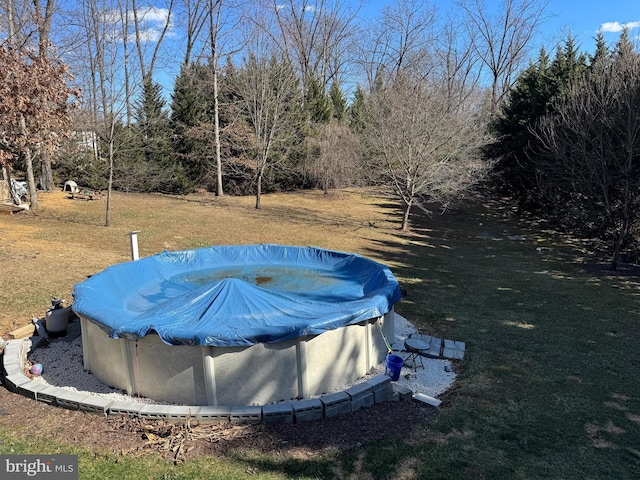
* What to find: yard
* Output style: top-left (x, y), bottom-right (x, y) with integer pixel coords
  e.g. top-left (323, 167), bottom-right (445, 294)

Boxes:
top-left (1, 188), bottom-right (639, 479)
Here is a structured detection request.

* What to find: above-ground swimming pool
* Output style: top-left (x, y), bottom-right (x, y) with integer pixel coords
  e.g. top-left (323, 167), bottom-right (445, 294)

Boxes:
top-left (73, 244), bottom-right (402, 406)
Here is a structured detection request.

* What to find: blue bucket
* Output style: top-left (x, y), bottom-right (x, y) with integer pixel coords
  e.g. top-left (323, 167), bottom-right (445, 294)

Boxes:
top-left (385, 354), bottom-right (404, 381)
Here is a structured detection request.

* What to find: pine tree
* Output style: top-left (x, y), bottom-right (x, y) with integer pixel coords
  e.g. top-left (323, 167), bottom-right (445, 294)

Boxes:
top-left (589, 30), bottom-right (609, 71)
top-left (304, 75), bottom-right (333, 125)
top-left (134, 78), bottom-right (190, 193)
top-left (548, 35), bottom-right (587, 98)
top-left (329, 81), bottom-right (347, 123)
top-left (171, 64), bottom-right (210, 128)
top-left (348, 85), bottom-right (367, 132)
top-left (170, 64), bottom-right (214, 186)
top-left (490, 49), bottom-right (555, 204)
top-left (135, 79), bottom-right (171, 147)
top-left (532, 28), bottom-right (640, 269)
top-left (490, 36), bottom-right (588, 208)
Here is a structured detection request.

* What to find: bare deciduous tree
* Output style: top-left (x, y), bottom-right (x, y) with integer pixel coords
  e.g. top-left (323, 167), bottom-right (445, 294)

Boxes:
top-left (235, 44), bottom-right (303, 208)
top-left (131, 0), bottom-right (175, 82)
top-left (266, 0), bottom-right (360, 90)
top-left (359, 0), bottom-right (436, 90)
top-left (0, 0), bottom-right (35, 48)
top-left (76, 0), bottom-right (141, 225)
top-left (207, 0), bottom-right (224, 196)
top-left (364, 71), bottom-right (492, 231)
top-left (34, 0), bottom-right (59, 192)
top-left (178, 0), bottom-right (209, 66)
top-left (458, 0), bottom-right (549, 113)
top-left (0, 0), bottom-right (63, 192)
top-left (434, 10), bottom-right (482, 106)
top-left (309, 121), bottom-right (360, 194)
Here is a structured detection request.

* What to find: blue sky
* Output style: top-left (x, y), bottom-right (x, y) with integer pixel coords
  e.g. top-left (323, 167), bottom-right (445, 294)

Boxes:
top-left (542, 0), bottom-right (640, 51)
top-left (361, 0), bottom-right (639, 53)
top-left (51, 0), bottom-right (636, 100)
top-left (129, 1), bottom-right (640, 63)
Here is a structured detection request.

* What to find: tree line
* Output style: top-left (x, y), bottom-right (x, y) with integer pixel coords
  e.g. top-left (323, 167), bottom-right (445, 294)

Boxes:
top-left (492, 29), bottom-right (640, 269)
top-left (1, 0), bottom-right (545, 211)
top-left (3, 0), bottom-right (640, 267)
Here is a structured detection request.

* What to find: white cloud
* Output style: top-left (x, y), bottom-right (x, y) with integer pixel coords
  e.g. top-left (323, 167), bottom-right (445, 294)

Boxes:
top-left (275, 3), bottom-right (315, 14)
top-left (600, 20), bottom-right (640, 33)
top-left (102, 6), bottom-right (174, 43)
top-left (132, 6), bottom-right (171, 24)
top-left (129, 27), bottom-right (162, 43)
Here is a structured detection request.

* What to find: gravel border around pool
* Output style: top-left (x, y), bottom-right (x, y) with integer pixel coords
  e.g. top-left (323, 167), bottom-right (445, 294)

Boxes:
top-left (1, 313), bottom-right (458, 424)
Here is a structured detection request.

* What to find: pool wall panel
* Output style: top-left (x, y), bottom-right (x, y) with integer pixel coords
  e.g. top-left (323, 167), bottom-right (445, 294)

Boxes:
top-left (209, 340), bottom-right (300, 406)
top-left (80, 310), bottom-right (396, 406)
top-left (134, 333), bottom-right (206, 405)
top-left (80, 318), bottom-right (131, 392)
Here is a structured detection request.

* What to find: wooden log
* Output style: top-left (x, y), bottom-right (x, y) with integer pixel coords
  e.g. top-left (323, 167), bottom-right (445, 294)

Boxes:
top-left (8, 323), bottom-right (35, 339)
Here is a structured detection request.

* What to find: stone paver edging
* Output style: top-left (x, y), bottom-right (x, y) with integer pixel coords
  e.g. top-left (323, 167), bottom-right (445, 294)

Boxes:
top-left (408, 333), bottom-right (466, 360)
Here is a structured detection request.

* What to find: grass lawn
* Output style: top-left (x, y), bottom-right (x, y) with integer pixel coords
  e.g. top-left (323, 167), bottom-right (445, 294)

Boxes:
top-left (1, 188), bottom-right (639, 479)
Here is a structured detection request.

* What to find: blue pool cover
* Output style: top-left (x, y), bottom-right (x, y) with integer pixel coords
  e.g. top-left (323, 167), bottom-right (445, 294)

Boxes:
top-left (72, 244), bottom-right (402, 346)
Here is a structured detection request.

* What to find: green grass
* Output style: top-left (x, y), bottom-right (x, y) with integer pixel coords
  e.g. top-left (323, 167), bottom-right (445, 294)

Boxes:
top-left (2, 190), bottom-right (640, 478)
top-left (0, 431), bottom-right (333, 479)
top-left (353, 202), bottom-right (640, 479)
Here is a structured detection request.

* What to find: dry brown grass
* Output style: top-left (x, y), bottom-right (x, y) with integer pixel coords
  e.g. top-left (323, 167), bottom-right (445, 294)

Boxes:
top-left (0, 187), bottom-right (408, 336)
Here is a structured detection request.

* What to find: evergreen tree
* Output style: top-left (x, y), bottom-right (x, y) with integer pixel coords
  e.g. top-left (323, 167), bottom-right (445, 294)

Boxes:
top-left (589, 30), bottom-right (609, 71)
top-left (348, 84), bottom-right (367, 132)
top-left (490, 36), bottom-right (588, 208)
top-left (329, 81), bottom-right (347, 123)
top-left (171, 64), bottom-right (210, 128)
top-left (135, 78), bottom-right (172, 159)
top-left (490, 49), bottom-right (555, 204)
top-left (533, 28), bottom-right (640, 268)
top-left (613, 26), bottom-right (635, 60)
top-left (548, 35), bottom-right (587, 98)
top-left (304, 75), bottom-right (333, 125)
top-left (134, 78), bottom-right (190, 193)
top-left (170, 64), bottom-right (214, 186)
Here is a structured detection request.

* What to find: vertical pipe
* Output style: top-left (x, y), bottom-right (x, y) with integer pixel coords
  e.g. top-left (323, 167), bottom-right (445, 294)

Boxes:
top-left (129, 230), bottom-right (140, 260)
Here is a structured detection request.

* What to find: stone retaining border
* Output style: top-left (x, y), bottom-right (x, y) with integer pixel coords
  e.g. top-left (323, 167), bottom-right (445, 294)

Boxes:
top-left (1, 338), bottom-right (411, 424)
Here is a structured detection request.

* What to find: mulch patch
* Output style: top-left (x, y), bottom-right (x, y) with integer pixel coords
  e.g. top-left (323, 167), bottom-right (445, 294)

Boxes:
top-left (0, 383), bottom-right (437, 462)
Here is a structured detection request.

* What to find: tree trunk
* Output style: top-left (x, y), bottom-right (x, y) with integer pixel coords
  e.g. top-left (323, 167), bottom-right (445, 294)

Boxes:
top-left (610, 240), bottom-right (621, 271)
top-left (40, 152), bottom-right (54, 191)
top-left (5, 165), bottom-right (19, 204)
top-left (255, 172), bottom-right (262, 209)
top-left (35, 0), bottom-right (56, 191)
top-left (401, 199), bottom-right (412, 231)
top-left (213, 63), bottom-right (224, 196)
top-left (105, 138), bottom-right (114, 226)
top-left (610, 231), bottom-right (626, 271)
top-left (25, 148), bottom-right (38, 210)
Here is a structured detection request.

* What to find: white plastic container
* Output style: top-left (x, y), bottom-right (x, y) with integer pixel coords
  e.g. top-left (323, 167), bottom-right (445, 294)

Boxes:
top-left (46, 306), bottom-right (71, 334)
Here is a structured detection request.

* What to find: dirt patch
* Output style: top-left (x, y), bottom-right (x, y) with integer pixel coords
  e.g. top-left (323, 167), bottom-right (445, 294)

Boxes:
top-left (0, 383), bottom-right (436, 461)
